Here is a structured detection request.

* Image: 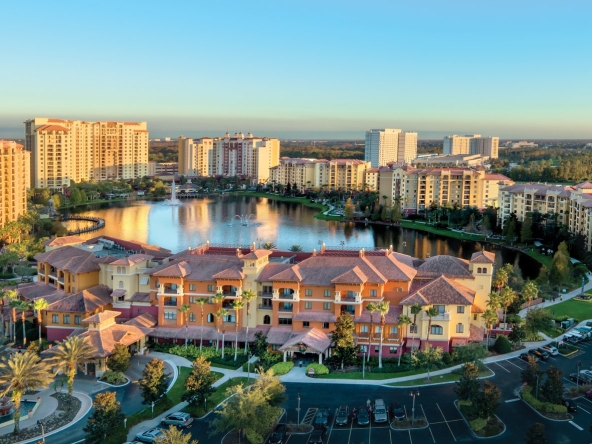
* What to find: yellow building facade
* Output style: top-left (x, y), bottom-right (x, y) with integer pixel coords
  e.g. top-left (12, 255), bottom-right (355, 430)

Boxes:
top-left (0, 140), bottom-right (30, 227)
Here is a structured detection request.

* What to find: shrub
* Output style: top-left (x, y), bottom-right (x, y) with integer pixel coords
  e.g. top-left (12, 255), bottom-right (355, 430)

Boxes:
top-left (521, 386), bottom-right (567, 413)
top-left (492, 335), bottom-right (511, 354)
top-left (442, 352), bottom-right (453, 365)
top-left (100, 370), bottom-right (127, 385)
top-left (470, 417), bottom-right (487, 432)
top-left (458, 400), bottom-right (472, 408)
top-left (270, 361), bottom-right (294, 376)
top-left (305, 363), bottom-right (329, 375)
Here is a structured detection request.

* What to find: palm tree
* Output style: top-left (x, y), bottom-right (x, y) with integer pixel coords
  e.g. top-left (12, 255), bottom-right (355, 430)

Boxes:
top-left (12, 300), bottom-right (29, 346)
top-left (5, 290), bottom-right (19, 341)
top-left (499, 286), bottom-right (517, 325)
top-left (289, 245), bottom-right (303, 252)
top-left (211, 292), bottom-right (225, 351)
top-left (262, 242), bottom-right (276, 250)
top-left (178, 304), bottom-right (191, 349)
top-left (196, 298), bottom-right (208, 351)
top-left (522, 281), bottom-right (539, 311)
top-left (365, 302), bottom-right (377, 362)
top-left (376, 301), bottom-right (390, 369)
top-left (241, 290), bottom-right (257, 353)
top-left (482, 308), bottom-right (499, 347)
top-left (214, 308), bottom-right (229, 359)
top-left (397, 314), bottom-right (411, 366)
top-left (492, 268), bottom-right (507, 292)
top-left (232, 299), bottom-right (244, 361)
top-left (33, 298), bottom-right (48, 347)
top-left (410, 303), bottom-right (423, 353)
top-left (0, 352), bottom-right (52, 434)
top-left (49, 336), bottom-right (95, 397)
top-left (424, 306), bottom-right (439, 344)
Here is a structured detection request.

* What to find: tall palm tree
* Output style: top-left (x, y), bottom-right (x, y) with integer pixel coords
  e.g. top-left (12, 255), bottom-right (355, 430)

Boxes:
top-left (410, 303), bottom-right (423, 353)
top-left (49, 336), bottom-right (95, 397)
top-left (178, 304), bottom-right (191, 349)
top-left (214, 308), bottom-right (229, 359)
top-left (5, 290), bottom-right (19, 341)
top-left (232, 299), bottom-right (244, 361)
top-left (499, 286), bottom-right (517, 324)
top-left (522, 281), bottom-right (539, 312)
top-left (482, 308), bottom-right (499, 347)
top-left (376, 301), bottom-right (390, 369)
top-left (492, 269), bottom-right (507, 293)
top-left (241, 290), bottom-right (257, 353)
top-left (33, 298), bottom-right (48, 347)
top-left (424, 306), bottom-right (439, 344)
top-left (196, 298), bottom-right (208, 351)
top-left (14, 300), bottom-right (30, 346)
top-left (211, 292), bottom-right (225, 351)
top-left (0, 352), bottom-right (52, 434)
top-left (365, 302), bottom-right (377, 362)
top-left (397, 314), bottom-right (411, 366)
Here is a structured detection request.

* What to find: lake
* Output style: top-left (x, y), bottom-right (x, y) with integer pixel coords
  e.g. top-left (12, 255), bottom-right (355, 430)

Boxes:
top-left (63, 195), bottom-right (541, 279)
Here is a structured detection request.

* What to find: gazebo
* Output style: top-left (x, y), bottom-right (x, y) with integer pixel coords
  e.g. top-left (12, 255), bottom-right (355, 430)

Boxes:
top-left (279, 328), bottom-right (331, 364)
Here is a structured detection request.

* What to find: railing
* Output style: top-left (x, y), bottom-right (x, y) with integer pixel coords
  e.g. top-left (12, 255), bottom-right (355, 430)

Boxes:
top-left (163, 301), bottom-right (178, 307)
top-left (279, 306), bottom-right (293, 312)
top-left (421, 311), bottom-right (450, 321)
top-left (258, 304), bottom-right (272, 310)
top-left (258, 292), bottom-right (273, 298)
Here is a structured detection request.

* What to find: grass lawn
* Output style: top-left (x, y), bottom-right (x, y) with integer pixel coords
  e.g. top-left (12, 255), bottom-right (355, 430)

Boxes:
top-left (522, 248), bottom-right (553, 268)
top-left (387, 369), bottom-right (493, 387)
top-left (546, 299), bottom-right (592, 322)
top-left (399, 221), bottom-right (487, 241)
top-left (183, 377), bottom-right (253, 417)
top-left (317, 365), bottom-right (457, 381)
top-left (210, 362), bottom-right (245, 370)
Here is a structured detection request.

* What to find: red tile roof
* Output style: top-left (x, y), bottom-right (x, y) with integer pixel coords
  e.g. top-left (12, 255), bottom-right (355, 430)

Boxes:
top-left (34, 246), bottom-right (101, 274)
top-left (402, 276), bottom-right (475, 306)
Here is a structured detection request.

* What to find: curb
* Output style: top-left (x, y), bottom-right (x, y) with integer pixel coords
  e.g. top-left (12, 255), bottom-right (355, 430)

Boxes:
top-left (453, 400), bottom-right (506, 439)
top-left (164, 360), bottom-right (178, 394)
top-left (389, 419), bottom-right (429, 431)
top-left (518, 389), bottom-right (573, 422)
top-left (96, 376), bottom-right (131, 388)
top-left (382, 368), bottom-right (496, 389)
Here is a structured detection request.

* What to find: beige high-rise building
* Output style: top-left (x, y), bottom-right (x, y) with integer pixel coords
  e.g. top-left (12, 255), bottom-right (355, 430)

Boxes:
top-left (443, 134), bottom-right (499, 159)
top-left (0, 140), bottom-right (30, 227)
top-left (365, 129), bottom-right (417, 167)
top-left (443, 135), bottom-right (475, 155)
top-left (24, 118), bottom-right (149, 188)
top-left (178, 136), bottom-right (213, 177)
top-left (398, 132), bottom-right (418, 164)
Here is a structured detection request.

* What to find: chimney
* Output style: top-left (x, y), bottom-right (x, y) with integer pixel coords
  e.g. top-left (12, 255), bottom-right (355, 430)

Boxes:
top-left (321, 243), bottom-right (326, 254)
top-left (206, 240), bottom-right (210, 251)
top-left (251, 242), bottom-right (256, 252)
top-left (359, 249), bottom-right (365, 258)
top-left (236, 248), bottom-right (241, 257)
top-left (312, 249), bottom-right (316, 257)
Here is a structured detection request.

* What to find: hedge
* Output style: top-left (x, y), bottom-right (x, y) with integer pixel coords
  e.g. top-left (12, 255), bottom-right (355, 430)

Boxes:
top-left (150, 344), bottom-right (248, 367)
top-left (470, 417), bottom-right (487, 432)
top-left (270, 361), bottom-right (294, 376)
top-left (305, 363), bottom-right (329, 375)
top-left (522, 386), bottom-right (567, 413)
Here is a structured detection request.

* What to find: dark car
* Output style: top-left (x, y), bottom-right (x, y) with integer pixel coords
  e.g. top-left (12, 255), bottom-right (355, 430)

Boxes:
top-left (356, 407), bottom-right (370, 426)
top-left (335, 405), bottom-right (349, 426)
top-left (268, 424), bottom-right (287, 444)
top-left (586, 390), bottom-right (592, 400)
top-left (390, 402), bottom-right (406, 420)
top-left (562, 399), bottom-right (578, 412)
top-left (529, 349), bottom-right (549, 361)
top-left (308, 428), bottom-right (326, 444)
top-left (569, 373), bottom-right (592, 384)
top-left (314, 408), bottom-right (329, 427)
top-left (519, 353), bottom-right (538, 363)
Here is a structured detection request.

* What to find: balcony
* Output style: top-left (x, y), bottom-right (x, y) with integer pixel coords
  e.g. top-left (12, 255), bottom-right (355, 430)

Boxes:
top-left (163, 299), bottom-right (178, 307)
top-left (258, 303), bottom-right (272, 310)
top-left (278, 303), bottom-right (293, 312)
top-left (258, 291), bottom-right (273, 298)
top-left (421, 311), bottom-right (450, 321)
top-left (272, 290), bottom-right (300, 301)
top-left (158, 285), bottom-right (184, 296)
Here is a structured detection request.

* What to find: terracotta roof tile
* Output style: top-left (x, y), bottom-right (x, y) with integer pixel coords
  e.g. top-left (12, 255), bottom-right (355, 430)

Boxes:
top-left (82, 310), bottom-right (120, 324)
top-left (109, 254), bottom-right (154, 266)
top-left (240, 250), bottom-right (272, 260)
top-left (293, 312), bottom-right (336, 323)
top-left (34, 246), bottom-right (101, 274)
top-left (331, 267), bottom-right (367, 284)
top-left (42, 236), bottom-right (85, 247)
top-left (470, 251), bottom-right (495, 264)
top-left (17, 283), bottom-right (67, 304)
top-left (402, 276), bottom-right (475, 306)
top-left (279, 328), bottom-right (331, 353)
top-left (415, 256), bottom-right (473, 279)
top-left (212, 268), bottom-right (245, 280)
top-left (46, 285), bottom-right (112, 313)
top-left (125, 313), bottom-right (157, 328)
top-left (129, 292), bottom-right (151, 303)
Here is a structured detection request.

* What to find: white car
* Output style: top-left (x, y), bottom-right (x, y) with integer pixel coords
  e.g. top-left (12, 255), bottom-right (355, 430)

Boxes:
top-left (541, 345), bottom-right (558, 356)
top-left (135, 428), bottom-right (164, 443)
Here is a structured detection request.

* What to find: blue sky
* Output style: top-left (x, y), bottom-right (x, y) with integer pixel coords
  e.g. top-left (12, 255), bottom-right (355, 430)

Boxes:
top-left (1, 0), bottom-right (591, 139)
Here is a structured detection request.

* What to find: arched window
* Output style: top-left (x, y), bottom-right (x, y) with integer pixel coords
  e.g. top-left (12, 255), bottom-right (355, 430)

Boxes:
top-left (263, 315), bottom-right (271, 325)
top-left (207, 313), bottom-right (214, 323)
top-left (119, 280), bottom-right (124, 289)
top-left (430, 325), bottom-right (443, 335)
top-left (410, 323), bottom-right (418, 334)
top-left (456, 323), bottom-right (464, 333)
top-left (477, 268), bottom-right (482, 274)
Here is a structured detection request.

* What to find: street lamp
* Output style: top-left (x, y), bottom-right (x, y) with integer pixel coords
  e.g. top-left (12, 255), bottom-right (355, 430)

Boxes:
top-left (297, 393), bottom-right (301, 427)
top-left (362, 349), bottom-right (366, 380)
top-left (577, 360), bottom-right (582, 389)
top-left (37, 420), bottom-right (45, 443)
top-left (409, 389), bottom-right (420, 425)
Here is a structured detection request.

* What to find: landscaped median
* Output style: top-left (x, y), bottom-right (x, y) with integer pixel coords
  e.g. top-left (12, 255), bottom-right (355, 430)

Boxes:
top-left (455, 400), bottom-right (505, 438)
top-left (150, 343), bottom-right (248, 370)
top-left (519, 386), bottom-right (571, 421)
top-left (387, 368), bottom-right (493, 387)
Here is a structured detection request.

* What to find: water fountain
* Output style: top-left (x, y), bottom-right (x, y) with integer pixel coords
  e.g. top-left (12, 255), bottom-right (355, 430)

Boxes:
top-left (233, 214), bottom-right (255, 226)
top-left (165, 178), bottom-right (182, 206)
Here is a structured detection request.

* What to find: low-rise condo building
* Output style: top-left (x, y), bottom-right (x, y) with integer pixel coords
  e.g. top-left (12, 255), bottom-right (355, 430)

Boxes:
top-left (443, 135), bottom-right (499, 159)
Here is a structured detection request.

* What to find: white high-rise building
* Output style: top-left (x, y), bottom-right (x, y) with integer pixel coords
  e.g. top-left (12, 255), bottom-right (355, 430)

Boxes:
top-left (398, 132), bottom-right (418, 164)
top-left (365, 129), bottom-right (417, 167)
top-left (443, 134), bottom-right (499, 159)
top-left (178, 136), bottom-right (213, 177)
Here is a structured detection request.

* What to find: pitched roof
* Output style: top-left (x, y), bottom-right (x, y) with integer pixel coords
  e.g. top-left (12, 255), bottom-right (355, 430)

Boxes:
top-left (415, 256), bottom-right (473, 279)
top-left (82, 310), bottom-right (120, 324)
top-left (129, 292), bottom-right (151, 303)
top-left (355, 305), bottom-right (402, 324)
top-left (17, 283), bottom-right (67, 304)
top-left (293, 312), bottom-right (336, 323)
top-left (256, 263), bottom-right (294, 282)
top-left (46, 285), bottom-right (112, 313)
top-left (331, 267), bottom-right (367, 284)
top-left (279, 328), bottom-right (331, 353)
top-left (125, 313), bottom-right (157, 328)
top-left (148, 326), bottom-right (218, 340)
top-left (147, 254), bottom-right (244, 281)
top-left (469, 324), bottom-right (485, 342)
top-left (70, 321), bottom-right (152, 358)
top-left (212, 268), bottom-right (245, 280)
top-left (151, 261), bottom-right (192, 277)
top-left (109, 254), bottom-right (154, 266)
top-left (266, 327), bottom-right (294, 345)
top-left (402, 276), bottom-right (475, 306)
top-left (470, 251), bottom-right (495, 264)
top-left (42, 236), bottom-right (85, 247)
top-left (240, 250), bottom-right (272, 260)
top-left (34, 246), bottom-right (101, 274)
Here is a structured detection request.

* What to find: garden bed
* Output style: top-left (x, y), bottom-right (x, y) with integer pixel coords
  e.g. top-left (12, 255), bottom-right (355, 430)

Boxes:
top-left (455, 401), bottom-right (505, 438)
top-left (390, 418), bottom-right (429, 430)
top-left (519, 386), bottom-right (572, 421)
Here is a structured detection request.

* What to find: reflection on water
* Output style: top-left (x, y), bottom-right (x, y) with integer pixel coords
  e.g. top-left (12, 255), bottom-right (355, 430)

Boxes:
top-left (64, 196), bottom-right (541, 279)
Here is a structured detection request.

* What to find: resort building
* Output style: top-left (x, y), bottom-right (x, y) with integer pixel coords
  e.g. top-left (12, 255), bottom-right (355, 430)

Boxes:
top-left (411, 154), bottom-right (488, 168)
top-left (177, 136), bottom-right (213, 177)
top-left (443, 135), bottom-right (499, 159)
top-left (364, 129), bottom-right (417, 167)
top-left (0, 140), bottom-right (30, 228)
top-left (24, 118), bottom-right (149, 188)
top-left (148, 162), bottom-right (178, 178)
top-left (35, 246), bottom-right (102, 293)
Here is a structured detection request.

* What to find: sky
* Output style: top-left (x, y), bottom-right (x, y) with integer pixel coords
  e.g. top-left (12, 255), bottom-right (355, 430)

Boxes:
top-left (1, 0), bottom-right (591, 139)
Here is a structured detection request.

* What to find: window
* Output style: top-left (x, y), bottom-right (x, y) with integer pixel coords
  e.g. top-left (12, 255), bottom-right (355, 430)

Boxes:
top-left (74, 315), bottom-right (81, 325)
top-left (473, 314), bottom-right (478, 321)
top-left (410, 324), bottom-right (418, 333)
top-left (117, 266), bottom-right (124, 274)
top-left (457, 306), bottom-right (465, 314)
top-left (263, 315), bottom-right (271, 325)
top-left (189, 313), bottom-right (195, 322)
top-left (189, 284), bottom-right (196, 291)
top-left (430, 325), bottom-right (443, 335)
top-left (189, 297), bottom-right (197, 303)
top-left (322, 322), bottom-right (330, 329)
top-left (207, 285), bottom-right (215, 292)
top-left (389, 347), bottom-right (398, 354)
top-left (323, 303), bottom-right (331, 310)
top-left (63, 314), bottom-right (70, 324)
top-left (433, 305), bottom-right (445, 314)
top-left (71, 275), bottom-right (75, 283)
top-left (272, 344), bottom-right (280, 351)
top-left (305, 302), bottom-right (312, 309)
top-left (361, 325), bottom-right (369, 333)
top-left (278, 318), bottom-right (292, 325)
top-left (140, 276), bottom-right (149, 285)
top-left (224, 314), bottom-right (236, 323)
top-left (52, 314), bottom-right (58, 323)
top-left (305, 289), bottom-right (313, 296)
top-left (477, 267), bottom-right (482, 273)
top-left (397, 287), bottom-right (402, 292)
top-left (303, 321), bottom-right (310, 328)
top-left (324, 290), bottom-right (331, 297)
top-left (390, 326), bottom-right (398, 335)
top-left (359, 345), bottom-right (367, 353)
top-left (119, 280), bottom-right (124, 289)
top-left (374, 346), bottom-right (379, 353)
top-left (370, 289), bottom-right (377, 297)
top-left (456, 323), bottom-right (464, 333)
top-left (164, 311), bottom-right (177, 320)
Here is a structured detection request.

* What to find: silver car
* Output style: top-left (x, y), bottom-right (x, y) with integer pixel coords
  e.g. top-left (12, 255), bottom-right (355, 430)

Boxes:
top-left (136, 428), bottom-right (165, 443)
top-left (161, 412), bottom-right (193, 428)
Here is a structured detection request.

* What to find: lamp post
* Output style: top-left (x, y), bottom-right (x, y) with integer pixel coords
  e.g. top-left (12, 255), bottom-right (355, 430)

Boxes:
top-left (409, 389), bottom-right (420, 425)
top-left (37, 420), bottom-right (45, 443)
top-left (362, 350), bottom-right (366, 380)
top-left (582, 277), bottom-right (586, 296)
top-left (577, 360), bottom-right (582, 389)
top-left (297, 393), bottom-right (301, 427)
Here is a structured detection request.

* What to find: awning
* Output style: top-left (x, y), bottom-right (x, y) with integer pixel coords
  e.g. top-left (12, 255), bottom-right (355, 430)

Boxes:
top-left (405, 338), bottom-right (421, 348)
top-left (279, 328), bottom-right (331, 354)
top-left (451, 338), bottom-right (469, 347)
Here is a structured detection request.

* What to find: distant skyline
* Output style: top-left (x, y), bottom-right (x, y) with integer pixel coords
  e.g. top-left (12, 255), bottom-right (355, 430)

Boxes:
top-left (2, 1), bottom-right (592, 140)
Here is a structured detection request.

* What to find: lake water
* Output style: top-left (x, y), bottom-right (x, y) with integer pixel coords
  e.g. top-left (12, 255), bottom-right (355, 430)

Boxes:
top-left (63, 195), bottom-right (541, 279)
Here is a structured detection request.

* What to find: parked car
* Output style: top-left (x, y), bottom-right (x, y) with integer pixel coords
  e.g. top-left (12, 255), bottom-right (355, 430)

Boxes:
top-left (161, 412), bottom-right (193, 428)
top-left (390, 402), bottom-right (406, 420)
top-left (309, 428), bottom-right (326, 444)
top-left (562, 399), bottom-right (578, 412)
top-left (519, 353), bottom-right (538, 363)
top-left (314, 408), bottom-right (329, 427)
top-left (356, 407), bottom-right (370, 426)
top-left (373, 399), bottom-right (388, 423)
top-left (569, 373), bottom-right (592, 384)
top-left (335, 405), bottom-right (349, 426)
top-left (541, 345), bottom-right (558, 356)
top-left (136, 428), bottom-right (165, 443)
top-left (268, 424), bottom-right (287, 444)
top-left (529, 349), bottom-right (549, 361)
top-left (585, 390), bottom-right (592, 400)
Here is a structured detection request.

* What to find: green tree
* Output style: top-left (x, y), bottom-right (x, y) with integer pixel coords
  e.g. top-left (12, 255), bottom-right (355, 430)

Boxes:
top-left (139, 358), bottom-right (168, 405)
top-left (504, 218), bottom-right (517, 244)
top-left (396, 314), bottom-right (411, 366)
top-left (154, 426), bottom-right (198, 444)
top-left (288, 245), bottom-right (302, 252)
top-left (251, 331), bottom-right (269, 358)
top-left (410, 304), bottom-right (423, 354)
top-left (473, 380), bottom-right (500, 419)
top-left (525, 423), bottom-right (548, 444)
top-left (424, 306), bottom-right (439, 343)
top-left (492, 335), bottom-right (511, 354)
top-left (241, 289), bottom-right (257, 354)
top-left (83, 391), bottom-right (125, 444)
top-left (541, 365), bottom-right (564, 405)
top-left (51, 194), bottom-right (61, 209)
top-left (452, 343), bottom-right (488, 365)
top-left (49, 336), bottom-right (95, 397)
top-left (182, 356), bottom-right (215, 409)
top-left (232, 299), bottom-right (244, 361)
top-left (376, 301), bottom-right (390, 368)
top-left (261, 242), bottom-right (276, 250)
top-left (344, 198), bottom-right (355, 219)
top-left (499, 286), bottom-right (517, 325)
top-left (520, 212), bottom-right (534, 244)
top-left (524, 308), bottom-right (553, 336)
top-left (549, 242), bottom-right (570, 285)
top-left (13, 300), bottom-right (30, 346)
top-left (0, 352), bottom-right (52, 434)
top-left (365, 302), bottom-right (377, 361)
top-left (214, 308), bottom-right (229, 359)
top-left (107, 343), bottom-right (131, 374)
top-left (412, 344), bottom-right (443, 380)
top-left (32, 297), bottom-right (48, 346)
top-left (521, 281), bottom-right (539, 309)
top-left (69, 188), bottom-right (82, 206)
top-left (492, 268), bottom-right (508, 292)
top-left (178, 304), bottom-right (191, 349)
top-left (521, 355), bottom-right (543, 397)
top-left (454, 362), bottom-right (480, 401)
top-left (508, 324), bottom-right (526, 347)
top-left (332, 312), bottom-right (358, 369)
top-left (196, 298), bottom-right (208, 351)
